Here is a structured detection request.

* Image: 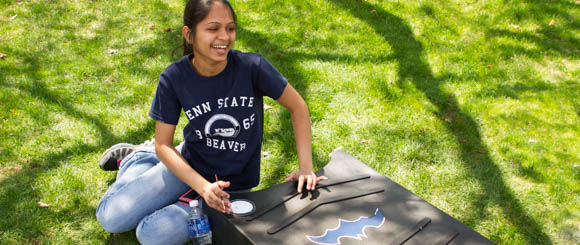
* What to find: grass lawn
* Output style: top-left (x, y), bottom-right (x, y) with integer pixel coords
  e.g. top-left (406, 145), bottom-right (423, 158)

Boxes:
top-left (1, 0), bottom-right (578, 244)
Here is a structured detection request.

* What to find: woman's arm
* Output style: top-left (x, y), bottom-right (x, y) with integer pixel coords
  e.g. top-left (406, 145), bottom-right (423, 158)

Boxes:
top-left (154, 121), bottom-right (231, 213)
top-left (276, 83), bottom-right (327, 193)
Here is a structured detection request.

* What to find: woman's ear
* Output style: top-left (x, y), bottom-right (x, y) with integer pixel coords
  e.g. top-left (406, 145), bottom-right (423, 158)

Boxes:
top-left (182, 26), bottom-right (192, 44)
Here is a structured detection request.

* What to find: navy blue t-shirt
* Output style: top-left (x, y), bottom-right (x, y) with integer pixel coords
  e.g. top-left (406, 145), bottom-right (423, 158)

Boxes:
top-left (149, 50), bottom-right (288, 190)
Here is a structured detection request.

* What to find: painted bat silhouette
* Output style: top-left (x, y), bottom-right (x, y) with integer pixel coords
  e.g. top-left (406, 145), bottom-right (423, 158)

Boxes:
top-left (307, 208), bottom-right (385, 245)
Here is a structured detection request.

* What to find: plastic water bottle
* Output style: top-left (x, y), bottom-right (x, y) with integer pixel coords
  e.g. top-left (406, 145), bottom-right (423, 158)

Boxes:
top-left (188, 200), bottom-right (212, 245)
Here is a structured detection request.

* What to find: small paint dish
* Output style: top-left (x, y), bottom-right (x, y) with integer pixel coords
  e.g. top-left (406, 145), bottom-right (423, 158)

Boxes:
top-left (230, 199), bottom-right (256, 216)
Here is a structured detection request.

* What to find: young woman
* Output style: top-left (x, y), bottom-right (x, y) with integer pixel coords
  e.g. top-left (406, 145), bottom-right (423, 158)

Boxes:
top-left (96, 0), bottom-right (326, 244)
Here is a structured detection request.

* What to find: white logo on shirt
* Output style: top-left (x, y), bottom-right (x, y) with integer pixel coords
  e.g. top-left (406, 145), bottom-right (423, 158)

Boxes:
top-left (204, 114), bottom-right (240, 138)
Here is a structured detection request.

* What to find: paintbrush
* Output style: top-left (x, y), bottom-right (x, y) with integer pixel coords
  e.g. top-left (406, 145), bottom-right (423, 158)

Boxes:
top-left (215, 174), bottom-right (226, 212)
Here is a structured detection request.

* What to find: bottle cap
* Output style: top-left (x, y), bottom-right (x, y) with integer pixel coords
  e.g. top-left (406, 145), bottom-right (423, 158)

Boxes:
top-left (189, 200), bottom-right (199, 207)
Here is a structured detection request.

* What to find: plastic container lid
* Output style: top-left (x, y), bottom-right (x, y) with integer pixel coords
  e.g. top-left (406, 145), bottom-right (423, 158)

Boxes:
top-left (189, 200), bottom-right (199, 207)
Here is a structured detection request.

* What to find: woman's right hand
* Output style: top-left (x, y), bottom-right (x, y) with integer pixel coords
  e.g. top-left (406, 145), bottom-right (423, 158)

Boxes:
top-left (200, 181), bottom-right (232, 213)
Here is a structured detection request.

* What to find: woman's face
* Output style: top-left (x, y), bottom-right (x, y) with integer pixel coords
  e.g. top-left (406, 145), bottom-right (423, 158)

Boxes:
top-left (191, 2), bottom-right (236, 66)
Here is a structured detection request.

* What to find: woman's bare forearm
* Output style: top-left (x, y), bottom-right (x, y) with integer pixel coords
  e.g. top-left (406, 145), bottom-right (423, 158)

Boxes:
top-left (154, 120), bottom-right (209, 195)
top-left (289, 99), bottom-right (313, 171)
top-left (155, 142), bottom-right (210, 195)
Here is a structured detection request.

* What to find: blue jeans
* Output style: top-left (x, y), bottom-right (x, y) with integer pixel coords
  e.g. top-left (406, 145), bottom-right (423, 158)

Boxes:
top-left (96, 145), bottom-right (193, 245)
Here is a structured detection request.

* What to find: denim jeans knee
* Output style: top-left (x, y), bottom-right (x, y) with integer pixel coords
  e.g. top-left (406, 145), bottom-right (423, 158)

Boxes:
top-left (96, 199), bottom-right (135, 233)
top-left (96, 149), bottom-right (189, 234)
top-left (136, 203), bottom-right (191, 245)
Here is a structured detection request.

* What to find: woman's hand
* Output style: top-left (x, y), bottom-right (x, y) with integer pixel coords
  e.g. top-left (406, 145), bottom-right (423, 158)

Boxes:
top-left (277, 84), bottom-right (326, 193)
top-left (200, 181), bottom-right (231, 213)
top-left (285, 168), bottom-right (328, 193)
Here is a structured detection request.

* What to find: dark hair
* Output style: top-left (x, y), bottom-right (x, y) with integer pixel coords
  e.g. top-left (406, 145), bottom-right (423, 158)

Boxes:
top-left (182, 0), bottom-right (237, 56)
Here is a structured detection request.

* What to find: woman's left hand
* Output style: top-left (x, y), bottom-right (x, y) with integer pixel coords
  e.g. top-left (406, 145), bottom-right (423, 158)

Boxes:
top-left (285, 169), bottom-right (328, 193)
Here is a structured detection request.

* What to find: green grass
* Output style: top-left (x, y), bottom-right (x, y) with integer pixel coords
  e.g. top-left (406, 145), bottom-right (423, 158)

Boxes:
top-left (1, 0), bottom-right (578, 244)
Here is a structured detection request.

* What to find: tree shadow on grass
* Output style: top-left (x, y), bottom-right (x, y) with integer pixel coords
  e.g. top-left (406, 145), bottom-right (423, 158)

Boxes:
top-left (0, 1), bottom-right (182, 243)
top-left (0, 120), bottom-right (154, 243)
top-left (235, 24), bottom-right (463, 240)
top-left (328, 0), bottom-right (552, 243)
top-left (485, 0), bottom-right (579, 60)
